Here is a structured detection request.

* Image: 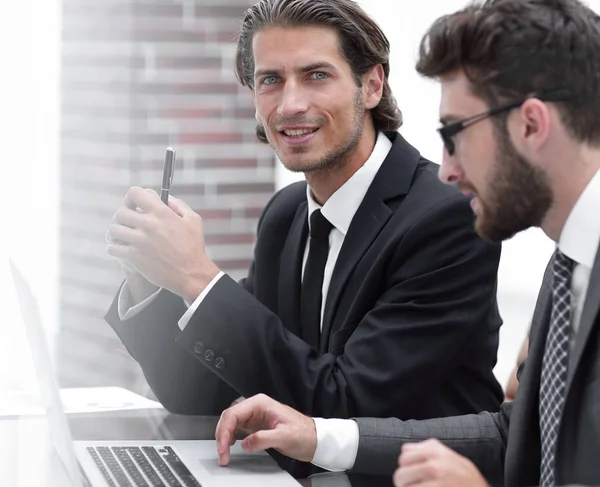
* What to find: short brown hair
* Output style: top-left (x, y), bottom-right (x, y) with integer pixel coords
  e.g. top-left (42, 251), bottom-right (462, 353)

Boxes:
top-left (416, 0), bottom-right (600, 144)
top-left (235, 0), bottom-right (402, 143)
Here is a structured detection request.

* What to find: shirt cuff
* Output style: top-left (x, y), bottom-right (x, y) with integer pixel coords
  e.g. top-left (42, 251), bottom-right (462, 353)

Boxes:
top-left (118, 282), bottom-right (162, 321)
top-left (177, 271), bottom-right (225, 331)
top-left (311, 418), bottom-right (359, 472)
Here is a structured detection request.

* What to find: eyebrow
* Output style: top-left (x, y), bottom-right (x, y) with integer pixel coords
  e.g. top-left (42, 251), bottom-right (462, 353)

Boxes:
top-left (254, 62), bottom-right (338, 79)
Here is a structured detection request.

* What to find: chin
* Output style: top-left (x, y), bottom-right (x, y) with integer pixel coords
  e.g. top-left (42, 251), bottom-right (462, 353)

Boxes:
top-left (279, 153), bottom-right (327, 174)
top-left (475, 215), bottom-right (522, 242)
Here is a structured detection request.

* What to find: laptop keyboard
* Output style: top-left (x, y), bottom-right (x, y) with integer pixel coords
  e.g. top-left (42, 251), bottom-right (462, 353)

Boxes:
top-left (86, 446), bottom-right (201, 487)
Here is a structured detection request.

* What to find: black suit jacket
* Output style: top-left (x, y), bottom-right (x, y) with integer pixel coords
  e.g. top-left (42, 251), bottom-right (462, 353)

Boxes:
top-left (105, 132), bottom-right (502, 421)
top-left (352, 246), bottom-right (600, 486)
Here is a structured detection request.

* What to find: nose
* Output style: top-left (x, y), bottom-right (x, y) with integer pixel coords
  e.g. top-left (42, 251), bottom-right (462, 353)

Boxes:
top-left (439, 150), bottom-right (464, 185)
top-left (277, 80), bottom-right (309, 118)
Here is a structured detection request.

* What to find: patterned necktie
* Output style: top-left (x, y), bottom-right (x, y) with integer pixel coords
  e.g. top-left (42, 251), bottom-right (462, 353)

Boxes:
top-left (539, 250), bottom-right (575, 487)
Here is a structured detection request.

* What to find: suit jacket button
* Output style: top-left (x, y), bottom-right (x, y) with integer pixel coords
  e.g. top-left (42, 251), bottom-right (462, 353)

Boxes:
top-left (193, 341), bottom-right (204, 354)
top-left (215, 357), bottom-right (225, 369)
top-left (204, 349), bottom-right (215, 362)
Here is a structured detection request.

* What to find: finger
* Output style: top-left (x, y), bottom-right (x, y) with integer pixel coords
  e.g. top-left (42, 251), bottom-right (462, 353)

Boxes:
top-left (168, 195), bottom-right (195, 218)
top-left (393, 464), bottom-right (432, 487)
top-left (217, 434), bottom-right (233, 467)
top-left (400, 441), bottom-right (443, 467)
top-left (216, 394), bottom-right (276, 454)
top-left (241, 429), bottom-right (282, 453)
top-left (107, 242), bottom-right (137, 262)
top-left (123, 188), bottom-right (159, 211)
top-left (400, 448), bottom-right (435, 467)
top-left (106, 224), bottom-right (142, 245)
top-left (216, 404), bottom-right (255, 455)
top-left (113, 207), bottom-right (146, 228)
top-left (124, 186), bottom-right (162, 213)
top-left (216, 403), bottom-right (259, 467)
top-left (215, 415), bottom-right (235, 458)
top-left (167, 196), bottom-right (181, 216)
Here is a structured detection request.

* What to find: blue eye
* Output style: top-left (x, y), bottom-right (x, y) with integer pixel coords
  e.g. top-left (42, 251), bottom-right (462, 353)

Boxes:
top-left (311, 72), bottom-right (328, 80)
top-left (262, 76), bottom-right (279, 85)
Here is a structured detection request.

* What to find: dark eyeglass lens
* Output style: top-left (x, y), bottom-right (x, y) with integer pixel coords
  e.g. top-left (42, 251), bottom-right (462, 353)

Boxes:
top-left (444, 136), bottom-right (454, 156)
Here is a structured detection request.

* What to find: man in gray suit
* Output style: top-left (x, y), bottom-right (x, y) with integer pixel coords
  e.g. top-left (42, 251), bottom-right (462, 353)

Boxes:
top-left (213, 0), bottom-right (600, 486)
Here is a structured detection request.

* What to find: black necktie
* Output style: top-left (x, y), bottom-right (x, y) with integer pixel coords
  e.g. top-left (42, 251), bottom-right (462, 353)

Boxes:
top-left (301, 210), bottom-right (333, 350)
top-left (539, 250), bottom-right (575, 487)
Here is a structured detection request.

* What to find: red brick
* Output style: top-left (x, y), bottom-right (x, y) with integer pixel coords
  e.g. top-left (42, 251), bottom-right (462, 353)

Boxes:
top-left (218, 182), bottom-right (275, 194)
top-left (213, 259), bottom-right (253, 270)
top-left (155, 56), bottom-right (222, 70)
top-left (179, 132), bottom-right (244, 144)
top-left (213, 158), bottom-right (259, 168)
top-left (245, 207), bottom-right (265, 219)
top-left (59, 0), bottom-right (275, 394)
top-left (196, 209), bottom-right (232, 220)
top-left (159, 108), bottom-right (223, 119)
top-left (195, 6), bottom-right (248, 18)
top-left (205, 233), bottom-right (256, 245)
top-left (234, 108), bottom-right (257, 118)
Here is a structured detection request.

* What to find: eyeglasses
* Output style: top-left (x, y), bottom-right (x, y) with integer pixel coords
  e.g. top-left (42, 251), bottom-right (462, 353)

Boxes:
top-left (437, 89), bottom-right (571, 156)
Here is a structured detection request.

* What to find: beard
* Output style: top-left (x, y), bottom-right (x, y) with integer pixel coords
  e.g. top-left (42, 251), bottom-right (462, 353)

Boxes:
top-left (473, 124), bottom-right (553, 242)
top-left (257, 90), bottom-right (365, 174)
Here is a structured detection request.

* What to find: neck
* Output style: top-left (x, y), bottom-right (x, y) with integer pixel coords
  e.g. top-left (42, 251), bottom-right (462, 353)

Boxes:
top-left (541, 146), bottom-right (600, 241)
top-left (306, 125), bottom-right (378, 205)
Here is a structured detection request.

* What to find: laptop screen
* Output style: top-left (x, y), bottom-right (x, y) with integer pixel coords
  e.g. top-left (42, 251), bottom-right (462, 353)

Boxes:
top-left (9, 259), bottom-right (83, 487)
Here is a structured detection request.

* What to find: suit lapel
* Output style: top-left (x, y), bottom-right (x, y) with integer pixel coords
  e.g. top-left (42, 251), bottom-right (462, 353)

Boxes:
top-left (278, 202), bottom-right (308, 339)
top-left (320, 190), bottom-right (392, 350)
top-left (505, 255), bottom-right (554, 486)
top-left (565, 242), bottom-right (600, 393)
top-left (320, 133), bottom-right (421, 351)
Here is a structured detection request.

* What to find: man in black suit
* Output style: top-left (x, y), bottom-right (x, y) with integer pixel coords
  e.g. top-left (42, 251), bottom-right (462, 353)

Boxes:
top-left (214, 0), bottom-right (600, 485)
top-left (104, 0), bottom-right (502, 444)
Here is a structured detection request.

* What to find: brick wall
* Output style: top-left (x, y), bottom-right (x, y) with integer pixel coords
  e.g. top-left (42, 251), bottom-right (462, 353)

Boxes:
top-left (58, 0), bottom-right (275, 394)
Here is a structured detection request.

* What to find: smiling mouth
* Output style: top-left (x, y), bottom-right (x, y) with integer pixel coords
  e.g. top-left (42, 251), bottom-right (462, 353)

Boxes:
top-left (280, 128), bottom-right (319, 138)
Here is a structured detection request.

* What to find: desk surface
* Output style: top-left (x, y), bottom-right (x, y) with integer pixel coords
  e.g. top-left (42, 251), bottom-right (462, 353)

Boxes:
top-left (0, 407), bottom-right (392, 487)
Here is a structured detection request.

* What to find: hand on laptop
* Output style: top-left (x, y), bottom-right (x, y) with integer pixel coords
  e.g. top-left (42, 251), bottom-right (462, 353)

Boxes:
top-left (393, 439), bottom-right (487, 487)
top-left (215, 394), bottom-right (317, 466)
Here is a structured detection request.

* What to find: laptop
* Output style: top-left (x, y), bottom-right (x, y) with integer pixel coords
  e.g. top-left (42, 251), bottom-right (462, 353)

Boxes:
top-left (9, 260), bottom-right (300, 487)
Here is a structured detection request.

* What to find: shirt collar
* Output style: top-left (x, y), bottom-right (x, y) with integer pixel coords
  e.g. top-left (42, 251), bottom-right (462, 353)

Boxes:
top-left (559, 168), bottom-right (600, 268)
top-left (306, 132), bottom-right (393, 236)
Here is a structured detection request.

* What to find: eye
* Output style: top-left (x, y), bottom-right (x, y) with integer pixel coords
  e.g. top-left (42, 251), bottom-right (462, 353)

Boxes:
top-left (311, 71), bottom-right (328, 80)
top-left (261, 76), bottom-right (279, 85)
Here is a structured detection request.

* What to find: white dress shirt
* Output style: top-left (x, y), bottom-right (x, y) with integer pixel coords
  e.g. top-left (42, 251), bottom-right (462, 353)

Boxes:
top-left (558, 167), bottom-right (600, 349)
top-left (117, 133), bottom-right (393, 471)
top-left (311, 167), bottom-right (600, 472)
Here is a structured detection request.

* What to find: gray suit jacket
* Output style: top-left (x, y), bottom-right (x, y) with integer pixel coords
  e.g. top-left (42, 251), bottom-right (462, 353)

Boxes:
top-left (351, 246), bottom-right (600, 486)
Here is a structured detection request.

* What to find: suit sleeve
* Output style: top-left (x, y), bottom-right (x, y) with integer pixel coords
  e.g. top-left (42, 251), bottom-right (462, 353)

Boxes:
top-left (103, 190), bottom-right (280, 415)
top-left (174, 195), bottom-right (501, 417)
top-left (351, 402), bottom-right (512, 487)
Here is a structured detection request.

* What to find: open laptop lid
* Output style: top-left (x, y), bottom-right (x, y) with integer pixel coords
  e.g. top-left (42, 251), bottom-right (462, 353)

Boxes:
top-left (9, 259), bottom-right (84, 487)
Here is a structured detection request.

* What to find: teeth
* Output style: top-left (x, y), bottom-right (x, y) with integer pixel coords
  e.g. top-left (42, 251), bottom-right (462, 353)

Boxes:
top-left (283, 128), bottom-right (316, 137)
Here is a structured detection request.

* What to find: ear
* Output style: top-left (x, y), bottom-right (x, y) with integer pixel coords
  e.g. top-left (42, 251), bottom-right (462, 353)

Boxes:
top-left (363, 64), bottom-right (385, 110)
top-left (510, 98), bottom-right (552, 154)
